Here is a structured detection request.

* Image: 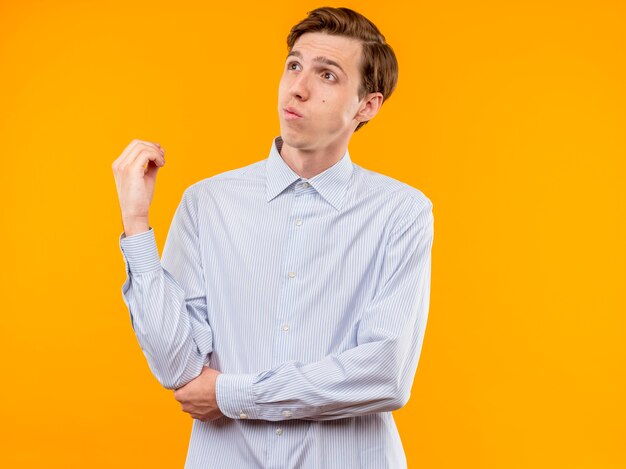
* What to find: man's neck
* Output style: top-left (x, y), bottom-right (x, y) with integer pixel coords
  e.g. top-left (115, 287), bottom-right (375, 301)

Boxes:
top-left (278, 138), bottom-right (347, 179)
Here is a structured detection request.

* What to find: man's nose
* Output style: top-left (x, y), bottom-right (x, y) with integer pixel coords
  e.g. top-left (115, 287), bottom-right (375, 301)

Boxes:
top-left (289, 71), bottom-right (311, 100)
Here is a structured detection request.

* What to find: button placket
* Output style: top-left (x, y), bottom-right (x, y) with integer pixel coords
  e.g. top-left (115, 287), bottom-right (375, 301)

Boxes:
top-left (271, 180), bottom-right (308, 373)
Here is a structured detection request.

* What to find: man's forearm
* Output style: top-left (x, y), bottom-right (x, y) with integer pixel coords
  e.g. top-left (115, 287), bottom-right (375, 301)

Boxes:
top-left (119, 229), bottom-right (213, 389)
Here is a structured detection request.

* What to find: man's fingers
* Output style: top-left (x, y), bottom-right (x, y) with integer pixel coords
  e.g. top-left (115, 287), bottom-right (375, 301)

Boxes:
top-left (114, 139), bottom-right (164, 172)
top-left (114, 139), bottom-right (145, 168)
top-left (127, 148), bottom-right (165, 176)
top-left (126, 139), bottom-right (162, 158)
top-left (130, 145), bottom-right (165, 168)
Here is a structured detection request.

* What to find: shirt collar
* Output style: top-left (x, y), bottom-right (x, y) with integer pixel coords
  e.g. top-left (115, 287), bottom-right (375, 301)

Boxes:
top-left (265, 135), bottom-right (354, 212)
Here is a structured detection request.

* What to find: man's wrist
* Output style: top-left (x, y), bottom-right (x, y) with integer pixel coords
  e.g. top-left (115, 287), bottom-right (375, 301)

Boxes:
top-left (122, 216), bottom-right (150, 237)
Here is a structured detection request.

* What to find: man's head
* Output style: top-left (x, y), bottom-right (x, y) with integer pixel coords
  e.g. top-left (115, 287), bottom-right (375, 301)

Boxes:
top-left (278, 7), bottom-right (398, 153)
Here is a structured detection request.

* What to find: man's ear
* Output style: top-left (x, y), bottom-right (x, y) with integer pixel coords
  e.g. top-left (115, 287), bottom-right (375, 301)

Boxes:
top-left (355, 92), bottom-right (384, 123)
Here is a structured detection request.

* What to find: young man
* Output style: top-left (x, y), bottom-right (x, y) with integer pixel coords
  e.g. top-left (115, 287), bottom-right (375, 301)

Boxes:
top-left (113, 7), bottom-right (434, 468)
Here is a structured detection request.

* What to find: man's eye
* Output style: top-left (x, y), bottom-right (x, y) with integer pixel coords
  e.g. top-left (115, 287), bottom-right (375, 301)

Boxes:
top-left (286, 62), bottom-right (335, 82)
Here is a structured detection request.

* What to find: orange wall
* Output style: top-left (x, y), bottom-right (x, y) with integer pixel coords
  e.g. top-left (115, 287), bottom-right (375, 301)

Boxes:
top-left (0, 1), bottom-right (624, 467)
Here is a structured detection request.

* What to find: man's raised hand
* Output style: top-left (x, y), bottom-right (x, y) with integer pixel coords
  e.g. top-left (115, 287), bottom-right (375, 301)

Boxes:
top-left (112, 139), bottom-right (166, 236)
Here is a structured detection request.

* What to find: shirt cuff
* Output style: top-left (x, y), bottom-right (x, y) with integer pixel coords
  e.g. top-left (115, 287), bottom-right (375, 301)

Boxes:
top-left (118, 227), bottom-right (161, 274)
top-left (215, 373), bottom-right (258, 420)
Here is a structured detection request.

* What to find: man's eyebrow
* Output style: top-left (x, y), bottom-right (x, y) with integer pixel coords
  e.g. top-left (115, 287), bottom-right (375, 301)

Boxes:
top-left (286, 50), bottom-right (347, 77)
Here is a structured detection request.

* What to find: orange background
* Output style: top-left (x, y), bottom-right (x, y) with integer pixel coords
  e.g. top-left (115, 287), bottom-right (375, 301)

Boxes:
top-left (1, 0), bottom-right (624, 467)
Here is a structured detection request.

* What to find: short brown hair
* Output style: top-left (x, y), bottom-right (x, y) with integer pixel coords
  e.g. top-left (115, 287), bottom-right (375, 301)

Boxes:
top-left (286, 6), bottom-right (399, 132)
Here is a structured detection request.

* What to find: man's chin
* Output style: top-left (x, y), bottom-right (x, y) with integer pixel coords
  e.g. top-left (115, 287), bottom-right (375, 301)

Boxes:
top-left (279, 128), bottom-right (310, 149)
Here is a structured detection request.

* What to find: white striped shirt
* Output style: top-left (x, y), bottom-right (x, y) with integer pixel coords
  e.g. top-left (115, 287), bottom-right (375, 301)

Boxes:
top-left (118, 135), bottom-right (434, 468)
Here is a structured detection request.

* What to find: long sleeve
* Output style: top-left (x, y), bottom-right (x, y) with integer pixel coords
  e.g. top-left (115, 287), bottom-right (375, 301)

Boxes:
top-left (215, 198), bottom-right (434, 422)
top-left (118, 188), bottom-right (214, 390)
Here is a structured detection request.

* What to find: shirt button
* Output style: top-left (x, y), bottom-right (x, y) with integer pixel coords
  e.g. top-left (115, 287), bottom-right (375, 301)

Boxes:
top-left (281, 324), bottom-right (289, 332)
top-left (239, 412), bottom-right (248, 419)
top-left (288, 271), bottom-right (296, 278)
top-left (302, 182), bottom-right (310, 188)
top-left (281, 410), bottom-right (292, 418)
top-left (295, 218), bottom-right (302, 226)
top-left (275, 427), bottom-right (283, 435)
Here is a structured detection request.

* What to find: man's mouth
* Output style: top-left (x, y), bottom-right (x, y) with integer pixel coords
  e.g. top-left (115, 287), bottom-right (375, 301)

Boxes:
top-left (284, 107), bottom-right (303, 119)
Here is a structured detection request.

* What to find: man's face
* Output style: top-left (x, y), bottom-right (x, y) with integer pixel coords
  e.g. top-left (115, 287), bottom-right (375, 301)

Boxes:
top-left (278, 31), bottom-right (368, 152)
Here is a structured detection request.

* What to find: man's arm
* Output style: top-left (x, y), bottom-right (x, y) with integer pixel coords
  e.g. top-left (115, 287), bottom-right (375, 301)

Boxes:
top-left (215, 198), bottom-right (434, 421)
top-left (119, 187), bottom-right (213, 390)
